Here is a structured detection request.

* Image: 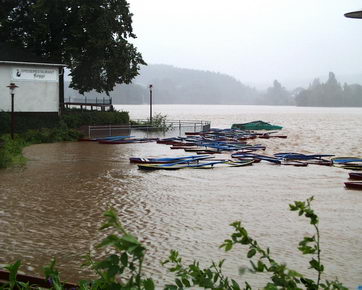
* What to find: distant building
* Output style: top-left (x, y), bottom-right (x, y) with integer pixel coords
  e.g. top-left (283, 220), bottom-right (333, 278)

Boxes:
top-left (0, 42), bottom-right (65, 116)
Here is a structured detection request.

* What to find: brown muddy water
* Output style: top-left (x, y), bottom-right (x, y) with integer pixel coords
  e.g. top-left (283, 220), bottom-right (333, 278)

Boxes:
top-left (1, 105), bottom-right (362, 288)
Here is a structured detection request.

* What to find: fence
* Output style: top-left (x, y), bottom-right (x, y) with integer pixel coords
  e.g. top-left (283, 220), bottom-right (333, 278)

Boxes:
top-left (65, 97), bottom-right (112, 105)
top-left (86, 120), bottom-right (211, 138)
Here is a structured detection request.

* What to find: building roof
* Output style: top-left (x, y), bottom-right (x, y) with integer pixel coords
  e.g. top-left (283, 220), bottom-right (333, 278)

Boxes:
top-left (0, 42), bottom-right (65, 66)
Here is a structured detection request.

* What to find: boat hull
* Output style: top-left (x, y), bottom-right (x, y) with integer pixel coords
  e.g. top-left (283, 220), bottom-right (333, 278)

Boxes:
top-left (349, 173), bottom-right (362, 180)
top-left (344, 182), bottom-right (362, 190)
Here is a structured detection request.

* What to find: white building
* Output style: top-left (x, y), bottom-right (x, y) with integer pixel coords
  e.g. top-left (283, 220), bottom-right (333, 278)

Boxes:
top-left (0, 42), bottom-right (65, 116)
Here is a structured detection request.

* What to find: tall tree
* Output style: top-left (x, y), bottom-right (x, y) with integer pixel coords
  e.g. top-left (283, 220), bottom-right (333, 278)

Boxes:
top-left (263, 80), bottom-right (292, 105)
top-left (0, 0), bottom-right (146, 94)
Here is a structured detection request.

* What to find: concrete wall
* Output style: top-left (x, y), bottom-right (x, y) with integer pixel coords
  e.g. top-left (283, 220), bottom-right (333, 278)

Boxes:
top-left (0, 64), bottom-right (59, 113)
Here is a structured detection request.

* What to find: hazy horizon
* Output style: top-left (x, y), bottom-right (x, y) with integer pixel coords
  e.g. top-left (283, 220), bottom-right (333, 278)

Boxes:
top-left (128, 0), bottom-right (362, 89)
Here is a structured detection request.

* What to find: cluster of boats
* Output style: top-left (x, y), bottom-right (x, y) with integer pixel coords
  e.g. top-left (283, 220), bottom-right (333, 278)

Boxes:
top-left (130, 153), bottom-right (362, 191)
top-left (156, 128), bottom-right (286, 154)
top-left (332, 158), bottom-right (362, 190)
top-left (77, 121), bottom-right (362, 190)
top-left (129, 152), bottom-right (339, 170)
top-left (130, 155), bottom-right (255, 170)
top-left (130, 128), bottom-right (362, 191)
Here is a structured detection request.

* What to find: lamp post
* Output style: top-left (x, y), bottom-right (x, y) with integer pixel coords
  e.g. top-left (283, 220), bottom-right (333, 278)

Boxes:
top-left (6, 83), bottom-right (18, 139)
top-left (149, 84), bottom-right (153, 125)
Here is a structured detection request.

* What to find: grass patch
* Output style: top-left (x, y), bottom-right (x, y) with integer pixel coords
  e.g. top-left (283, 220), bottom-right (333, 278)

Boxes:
top-left (0, 126), bottom-right (83, 169)
top-left (0, 135), bottom-right (27, 168)
top-left (0, 109), bottom-right (130, 169)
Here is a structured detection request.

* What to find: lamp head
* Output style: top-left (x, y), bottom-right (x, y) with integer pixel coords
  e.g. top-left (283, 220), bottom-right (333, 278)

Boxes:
top-left (7, 83), bottom-right (18, 93)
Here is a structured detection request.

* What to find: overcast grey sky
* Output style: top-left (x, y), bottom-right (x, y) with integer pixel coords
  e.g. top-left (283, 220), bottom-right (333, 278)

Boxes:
top-left (129, 0), bottom-right (362, 88)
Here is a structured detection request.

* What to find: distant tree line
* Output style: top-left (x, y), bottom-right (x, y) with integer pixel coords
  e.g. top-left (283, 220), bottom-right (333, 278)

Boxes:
top-left (258, 80), bottom-right (294, 106)
top-left (66, 66), bottom-right (362, 107)
top-left (295, 72), bottom-right (362, 107)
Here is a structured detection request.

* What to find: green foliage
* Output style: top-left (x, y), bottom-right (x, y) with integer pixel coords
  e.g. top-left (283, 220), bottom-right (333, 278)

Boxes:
top-left (0, 135), bottom-right (27, 168)
top-left (77, 209), bottom-right (153, 289)
top-left (0, 0), bottom-right (146, 94)
top-left (1, 198), bottom-right (347, 289)
top-left (0, 127), bottom-right (82, 168)
top-left (0, 110), bottom-right (129, 134)
top-left (0, 110), bottom-right (129, 169)
top-left (62, 109), bottom-right (129, 128)
top-left (43, 259), bottom-right (63, 290)
top-left (0, 112), bottom-right (61, 135)
top-left (130, 113), bottom-right (172, 132)
top-left (22, 126), bottom-right (82, 144)
top-left (164, 196), bottom-right (347, 289)
top-left (0, 112), bottom-right (10, 135)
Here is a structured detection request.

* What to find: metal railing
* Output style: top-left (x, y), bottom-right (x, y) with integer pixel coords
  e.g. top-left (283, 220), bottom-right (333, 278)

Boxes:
top-left (133, 119), bottom-right (211, 129)
top-left (86, 120), bottom-right (211, 138)
top-left (131, 119), bottom-right (210, 132)
top-left (65, 97), bottom-right (112, 105)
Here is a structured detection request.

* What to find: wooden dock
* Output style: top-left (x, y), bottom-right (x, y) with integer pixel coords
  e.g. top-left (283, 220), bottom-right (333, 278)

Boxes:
top-left (63, 97), bottom-right (113, 111)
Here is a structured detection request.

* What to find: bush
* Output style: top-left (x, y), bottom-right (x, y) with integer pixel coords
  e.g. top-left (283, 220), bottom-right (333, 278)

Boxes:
top-left (0, 127), bottom-right (82, 168)
top-left (61, 110), bottom-right (129, 128)
top-left (0, 112), bottom-right (60, 134)
top-left (0, 109), bottom-right (129, 169)
top-left (0, 112), bottom-right (10, 135)
top-left (130, 113), bottom-right (172, 131)
top-left (0, 110), bottom-right (130, 135)
top-left (0, 135), bottom-right (27, 168)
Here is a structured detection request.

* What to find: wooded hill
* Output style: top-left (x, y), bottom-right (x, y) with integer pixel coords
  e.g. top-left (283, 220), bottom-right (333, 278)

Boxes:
top-left (65, 65), bottom-right (362, 107)
top-left (66, 64), bottom-right (260, 104)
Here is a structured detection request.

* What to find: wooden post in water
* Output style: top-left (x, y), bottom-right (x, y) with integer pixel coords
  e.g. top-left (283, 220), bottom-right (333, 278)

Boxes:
top-left (149, 84), bottom-right (153, 125)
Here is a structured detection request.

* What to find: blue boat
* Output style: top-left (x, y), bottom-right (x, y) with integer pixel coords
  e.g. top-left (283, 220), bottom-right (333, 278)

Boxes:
top-left (274, 153), bottom-right (334, 160)
top-left (137, 160), bottom-right (225, 170)
top-left (231, 153), bottom-right (281, 164)
top-left (130, 155), bottom-right (212, 164)
top-left (331, 157), bottom-right (362, 164)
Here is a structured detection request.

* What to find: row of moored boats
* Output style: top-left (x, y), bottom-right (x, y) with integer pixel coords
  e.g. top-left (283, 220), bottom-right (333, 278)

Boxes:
top-left (77, 123), bottom-right (362, 190)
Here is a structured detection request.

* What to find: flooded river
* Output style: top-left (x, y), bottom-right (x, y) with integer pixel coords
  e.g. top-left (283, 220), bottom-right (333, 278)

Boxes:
top-left (0, 105), bottom-right (361, 288)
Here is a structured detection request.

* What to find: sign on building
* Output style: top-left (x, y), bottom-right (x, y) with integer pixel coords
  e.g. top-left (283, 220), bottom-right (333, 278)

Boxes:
top-left (12, 67), bottom-right (58, 82)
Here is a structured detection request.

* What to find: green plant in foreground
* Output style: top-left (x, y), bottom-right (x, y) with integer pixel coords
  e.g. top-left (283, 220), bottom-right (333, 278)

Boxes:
top-left (78, 209), bottom-right (155, 289)
top-left (163, 196), bottom-right (347, 289)
top-left (1, 197), bottom-right (347, 289)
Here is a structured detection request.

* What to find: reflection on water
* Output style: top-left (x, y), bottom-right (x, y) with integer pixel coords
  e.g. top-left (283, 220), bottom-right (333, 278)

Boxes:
top-left (1, 105), bottom-right (362, 288)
